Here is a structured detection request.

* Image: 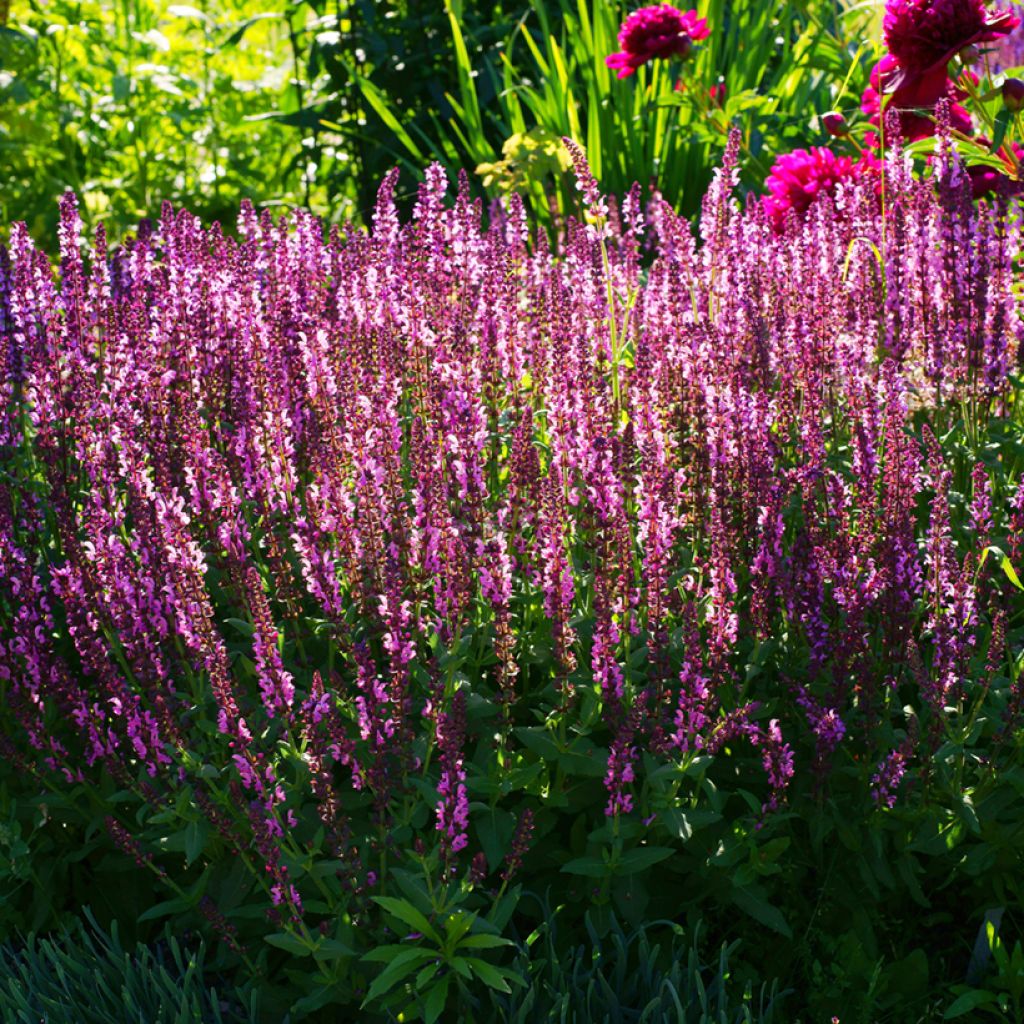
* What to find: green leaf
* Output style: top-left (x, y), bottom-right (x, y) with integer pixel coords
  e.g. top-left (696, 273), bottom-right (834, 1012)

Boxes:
top-left (137, 897), bottom-right (190, 923)
top-left (371, 896), bottom-right (442, 944)
top-left (464, 957), bottom-right (518, 993)
top-left (443, 910), bottom-right (475, 946)
top-left (362, 943), bottom-right (425, 963)
top-left (289, 986), bottom-right (336, 1016)
top-left (558, 744), bottom-right (608, 777)
top-left (220, 12), bottom-right (281, 49)
top-left (450, 956), bottom-right (473, 980)
top-left (416, 962), bottom-right (441, 988)
top-left (561, 856), bottom-right (609, 878)
top-left (660, 807), bottom-right (721, 840)
top-left (992, 108), bottom-right (1013, 155)
top-left (184, 819), bottom-right (208, 864)
top-left (730, 886), bottom-right (792, 938)
top-left (244, 106), bottom-right (331, 130)
top-left (486, 884), bottom-right (521, 932)
top-left (458, 933), bottom-right (514, 950)
top-left (954, 794), bottom-right (981, 835)
top-left (423, 976), bottom-right (451, 1024)
top-left (1000, 554), bottom-right (1024, 591)
top-left (616, 846), bottom-right (675, 874)
top-left (264, 931), bottom-right (313, 956)
top-left (476, 807), bottom-right (516, 872)
top-left (758, 837), bottom-right (791, 862)
top-left (314, 938), bottom-right (357, 960)
top-left (514, 726), bottom-right (560, 760)
top-left (897, 854), bottom-right (931, 907)
top-left (352, 74), bottom-right (425, 163)
top-left (944, 989), bottom-right (998, 1017)
top-left (362, 949), bottom-right (436, 1005)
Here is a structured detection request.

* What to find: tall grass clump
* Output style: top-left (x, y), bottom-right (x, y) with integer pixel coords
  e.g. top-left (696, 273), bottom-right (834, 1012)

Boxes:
top-left (365, 0), bottom-right (874, 226)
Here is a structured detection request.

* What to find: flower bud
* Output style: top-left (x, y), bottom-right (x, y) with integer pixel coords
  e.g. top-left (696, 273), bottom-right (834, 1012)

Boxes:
top-left (958, 43), bottom-right (980, 64)
top-left (1003, 77), bottom-right (1024, 112)
top-left (468, 852), bottom-right (488, 886)
top-left (821, 111), bottom-right (848, 137)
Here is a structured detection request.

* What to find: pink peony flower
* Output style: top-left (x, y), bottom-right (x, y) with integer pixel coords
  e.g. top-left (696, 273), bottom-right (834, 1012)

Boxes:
top-left (762, 147), bottom-right (878, 231)
top-left (861, 55), bottom-right (973, 144)
top-left (605, 4), bottom-right (710, 79)
top-left (883, 0), bottom-right (1020, 89)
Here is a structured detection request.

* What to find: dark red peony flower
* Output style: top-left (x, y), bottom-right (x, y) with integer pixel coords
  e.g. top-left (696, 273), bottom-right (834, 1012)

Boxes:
top-left (883, 0), bottom-right (1020, 89)
top-left (762, 147), bottom-right (879, 231)
top-left (861, 55), bottom-right (973, 144)
top-left (606, 4), bottom-right (710, 79)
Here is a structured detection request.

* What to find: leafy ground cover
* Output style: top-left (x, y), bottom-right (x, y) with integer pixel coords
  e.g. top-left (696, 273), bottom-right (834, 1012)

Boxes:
top-left (5, 1), bottom-right (1024, 1022)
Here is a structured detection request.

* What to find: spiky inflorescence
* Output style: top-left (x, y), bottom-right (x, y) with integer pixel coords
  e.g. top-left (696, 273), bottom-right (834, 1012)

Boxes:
top-left (1, 138), bottom-right (1021, 935)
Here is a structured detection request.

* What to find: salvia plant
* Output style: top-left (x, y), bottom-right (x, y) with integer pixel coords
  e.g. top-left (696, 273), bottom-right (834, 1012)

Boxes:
top-left (2, 112), bottom-right (1024, 1020)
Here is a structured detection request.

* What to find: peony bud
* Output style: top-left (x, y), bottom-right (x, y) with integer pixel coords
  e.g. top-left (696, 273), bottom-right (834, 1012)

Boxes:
top-left (821, 111), bottom-right (848, 137)
top-left (958, 44), bottom-right (980, 64)
top-left (1003, 77), bottom-right (1024, 112)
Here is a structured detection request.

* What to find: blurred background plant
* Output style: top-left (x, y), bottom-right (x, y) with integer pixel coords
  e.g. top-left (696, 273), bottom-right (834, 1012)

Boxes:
top-left (0, 0), bottom-right (521, 247)
top-left (1, 0), bottom-right (324, 246)
top-left (2, 0), bottom-right (885, 249)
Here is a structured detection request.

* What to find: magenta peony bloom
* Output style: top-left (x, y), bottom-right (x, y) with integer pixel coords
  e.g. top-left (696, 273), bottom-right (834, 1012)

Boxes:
top-left (861, 55), bottom-right (973, 144)
top-left (883, 0), bottom-right (1020, 89)
top-left (762, 147), bottom-right (878, 230)
top-left (605, 4), bottom-right (710, 79)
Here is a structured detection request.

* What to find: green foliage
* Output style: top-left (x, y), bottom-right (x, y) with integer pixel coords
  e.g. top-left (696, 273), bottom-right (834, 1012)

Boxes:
top-left (0, 0), bottom-right (323, 247)
top-left (292, 0), bottom-right (514, 219)
top-left (0, 910), bottom-right (256, 1024)
top-left (360, 892), bottom-right (522, 1022)
top-left (489, 905), bottom-right (785, 1023)
top-left (342, 0), bottom-right (880, 225)
top-left (947, 915), bottom-right (1024, 1022)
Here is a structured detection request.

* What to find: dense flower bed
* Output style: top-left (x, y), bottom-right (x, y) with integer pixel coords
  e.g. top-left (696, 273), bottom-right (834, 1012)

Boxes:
top-left (2, 124), bottom-right (1024, 1019)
